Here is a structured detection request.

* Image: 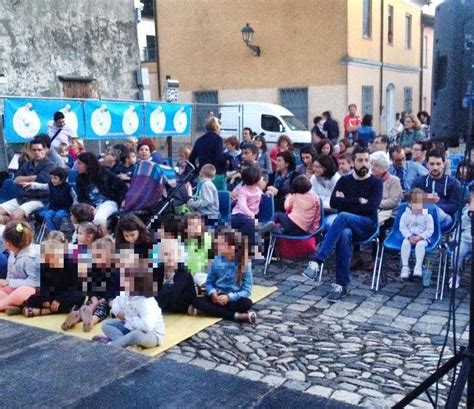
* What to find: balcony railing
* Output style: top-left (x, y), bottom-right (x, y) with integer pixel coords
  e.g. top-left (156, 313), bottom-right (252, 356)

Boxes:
top-left (141, 47), bottom-right (157, 62)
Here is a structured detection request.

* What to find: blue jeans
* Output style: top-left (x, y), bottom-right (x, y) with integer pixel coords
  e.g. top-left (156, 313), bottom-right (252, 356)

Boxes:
top-left (315, 212), bottom-right (376, 287)
top-left (436, 207), bottom-right (453, 232)
top-left (102, 319), bottom-right (159, 348)
top-left (40, 208), bottom-right (69, 232)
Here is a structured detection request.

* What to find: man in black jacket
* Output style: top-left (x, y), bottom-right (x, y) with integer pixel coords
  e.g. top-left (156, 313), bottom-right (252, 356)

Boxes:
top-left (322, 111), bottom-right (340, 144)
top-left (0, 138), bottom-right (55, 223)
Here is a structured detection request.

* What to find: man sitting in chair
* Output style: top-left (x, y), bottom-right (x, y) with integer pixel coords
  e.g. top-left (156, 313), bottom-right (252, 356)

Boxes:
top-left (0, 138), bottom-right (55, 224)
top-left (302, 146), bottom-right (383, 302)
top-left (411, 148), bottom-right (462, 233)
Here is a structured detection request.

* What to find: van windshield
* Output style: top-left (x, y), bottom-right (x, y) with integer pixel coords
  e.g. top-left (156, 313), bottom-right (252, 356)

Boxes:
top-left (281, 116), bottom-right (308, 131)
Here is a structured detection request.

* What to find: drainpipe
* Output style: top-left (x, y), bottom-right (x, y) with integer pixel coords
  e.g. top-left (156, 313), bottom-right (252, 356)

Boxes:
top-left (419, 12), bottom-right (424, 112)
top-left (154, 2), bottom-right (162, 100)
top-left (380, 0), bottom-right (385, 133)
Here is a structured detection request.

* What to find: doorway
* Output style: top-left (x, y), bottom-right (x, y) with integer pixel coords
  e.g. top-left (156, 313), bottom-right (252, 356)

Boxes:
top-left (385, 83), bottom-right (396, 133)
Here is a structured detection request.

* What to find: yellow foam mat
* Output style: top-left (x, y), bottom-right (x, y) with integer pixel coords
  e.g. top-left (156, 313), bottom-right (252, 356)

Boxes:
top-left (0, 285), bottom-right (277, 357)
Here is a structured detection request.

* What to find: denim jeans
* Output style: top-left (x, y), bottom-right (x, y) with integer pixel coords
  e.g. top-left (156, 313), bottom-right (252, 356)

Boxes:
top-left (436, 206), bottom-right (453, 232)
top-left (315, 212), bottom-right (376, 287)
top-left (102, 319), bottom-right (159, 349)
top-left (40, 208), bottom-right (69, 232)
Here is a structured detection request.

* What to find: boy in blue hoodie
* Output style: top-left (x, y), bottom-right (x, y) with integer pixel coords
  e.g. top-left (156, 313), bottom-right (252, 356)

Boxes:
top-left (411, 148), bottom-right (462, 232)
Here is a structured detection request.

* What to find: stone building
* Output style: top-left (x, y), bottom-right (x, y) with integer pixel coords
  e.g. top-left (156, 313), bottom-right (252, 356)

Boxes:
top-left (154, 0), bottom-right (432, 134)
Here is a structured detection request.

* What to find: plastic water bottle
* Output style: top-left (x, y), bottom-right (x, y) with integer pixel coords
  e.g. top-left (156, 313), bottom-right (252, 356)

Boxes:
top-left (422, 264), bottom-right (432, 288)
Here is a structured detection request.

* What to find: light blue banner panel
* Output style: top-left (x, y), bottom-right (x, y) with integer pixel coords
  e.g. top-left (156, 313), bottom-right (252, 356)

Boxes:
top-left (145, 103), bottom-right (192, 137)
top-left (3, 98), bottom-right (85, 143)
top-left (84, 100), bottom-right (145, 140)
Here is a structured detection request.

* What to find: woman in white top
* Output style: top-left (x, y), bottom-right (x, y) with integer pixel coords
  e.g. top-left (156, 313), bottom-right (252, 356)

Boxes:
top-left (310, 155), bottom-right (340, 231)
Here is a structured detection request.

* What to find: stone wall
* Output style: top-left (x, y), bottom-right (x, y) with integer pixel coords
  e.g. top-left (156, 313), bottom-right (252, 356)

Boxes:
top-left (0, 0), bottom-right (140, 98)
top-left (0, 0), bottom-right (141, 168)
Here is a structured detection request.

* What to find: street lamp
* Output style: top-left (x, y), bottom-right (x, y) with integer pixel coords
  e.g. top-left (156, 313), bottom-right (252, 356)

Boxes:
top-left (241, 23), bottom-right (261, 57)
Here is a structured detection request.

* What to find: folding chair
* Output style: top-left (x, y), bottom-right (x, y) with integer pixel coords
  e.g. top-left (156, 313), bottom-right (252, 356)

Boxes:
top-left (217, 190), bottom-right (231, 225)
top-left (372, 203), bottom-right (445, 298)
top-left (257, 194), bottom-right (274, 224)
top-left (263, 198), bottom-right (323, 276)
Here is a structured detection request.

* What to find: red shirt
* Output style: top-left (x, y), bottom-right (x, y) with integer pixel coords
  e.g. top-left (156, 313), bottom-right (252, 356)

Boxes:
top-left (343, 115), bottom-right (362, 136)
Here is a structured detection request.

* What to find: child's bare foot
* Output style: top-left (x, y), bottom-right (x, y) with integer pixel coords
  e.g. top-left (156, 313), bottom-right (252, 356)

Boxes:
top-left (80, 305), bottom-right (93, 332)
top-left (62, 310), bottom-right (81, 331)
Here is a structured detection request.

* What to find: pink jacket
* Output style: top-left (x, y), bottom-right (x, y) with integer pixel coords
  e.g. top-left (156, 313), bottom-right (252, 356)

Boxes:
top-left (232, 185), bottom-right (263, 218)
top-left (285, 191), bottom-right (321, 233)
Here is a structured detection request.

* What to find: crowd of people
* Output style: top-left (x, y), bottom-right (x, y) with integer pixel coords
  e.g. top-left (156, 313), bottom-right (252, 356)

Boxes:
top-left (0, 105), bottom-right (472, 348)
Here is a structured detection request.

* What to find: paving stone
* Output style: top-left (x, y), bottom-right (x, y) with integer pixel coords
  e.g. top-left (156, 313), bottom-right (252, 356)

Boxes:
top-left (330, 390), bottom-right (362, 405)
top-left (238, 370), bottom-right (263, 381)
top-left (214, 364), bottom-right (239, 375)
top-left (261, 375), bottom-right (286, 386)
top-left (377, 306), bottom-right (401, 318)
top-left (287, 303), bottom-right (310, 312)
top-left (190, 359), bottom-right (217, 370)
top-left (305, 385), bottom-right (333, 398)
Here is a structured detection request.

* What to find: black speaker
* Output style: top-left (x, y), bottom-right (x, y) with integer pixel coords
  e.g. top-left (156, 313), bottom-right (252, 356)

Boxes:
top-left (430, 0), bottom-right (473, 146)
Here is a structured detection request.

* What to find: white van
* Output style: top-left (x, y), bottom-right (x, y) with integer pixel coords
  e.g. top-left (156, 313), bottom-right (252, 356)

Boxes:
top-left (219, 102), bottom-right (311, 147)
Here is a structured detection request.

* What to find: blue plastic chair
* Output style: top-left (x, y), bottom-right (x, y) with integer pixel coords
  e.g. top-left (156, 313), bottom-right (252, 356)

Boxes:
top-left (257, 194), bottom-right (274, 224)
top-left (373, 203), bottom-right (445, 298)
top-left (217, 190), bottom-right (231, 225)
top-left (263, 198), bottom-right (324, 276)
top-left (0, 179), bottom-right (20, 203)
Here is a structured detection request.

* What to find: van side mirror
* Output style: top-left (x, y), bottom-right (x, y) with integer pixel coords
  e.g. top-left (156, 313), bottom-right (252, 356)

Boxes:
top-left (279, 124), bottom-right (285, 132)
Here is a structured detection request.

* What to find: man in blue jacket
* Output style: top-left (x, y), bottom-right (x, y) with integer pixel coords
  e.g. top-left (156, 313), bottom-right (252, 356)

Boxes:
top-left (411, 148), bottom-right (462, 232)
top-left (0, 138), bottom-right (55, 224)
top-left (302, 146), bottom-right (383, 302)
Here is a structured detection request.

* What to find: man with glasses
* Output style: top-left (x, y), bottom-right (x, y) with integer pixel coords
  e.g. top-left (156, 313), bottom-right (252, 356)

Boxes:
top-left (0, 138), bottom-right (55, 223)
top-left (411, 141), bottom-right (430, 168)
top-left (388, 146), bottom-right (428, 192)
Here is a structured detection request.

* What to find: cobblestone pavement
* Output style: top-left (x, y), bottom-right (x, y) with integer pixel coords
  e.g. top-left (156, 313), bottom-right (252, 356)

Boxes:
top-left (164, 250), bottom-right (471, 408)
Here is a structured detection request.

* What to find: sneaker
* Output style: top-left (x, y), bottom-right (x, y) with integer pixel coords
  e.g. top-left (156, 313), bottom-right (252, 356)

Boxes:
top-left (413, 267), bottom-right (423, 278)
top-left (80, 305), bottom-right (93, 332)
top-left (400, 266), bottom-right (410, 279)
top-left (327, 284), bottom-right (348, 303)
top-left (302, 261), bottom-right (320, 280)
top-left (449, 274), bottom-right (460, 289)
top-left (248, 310), bottom-right (257, 324)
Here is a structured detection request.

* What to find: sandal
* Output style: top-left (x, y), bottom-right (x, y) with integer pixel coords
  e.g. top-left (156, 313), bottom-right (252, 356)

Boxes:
top-left (61, 310), bottom-right (81, 331)
top-left (80, 305), bottom-right (93, 332)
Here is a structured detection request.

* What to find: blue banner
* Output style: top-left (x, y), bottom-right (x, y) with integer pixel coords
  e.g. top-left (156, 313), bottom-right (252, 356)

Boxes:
top-left (3, 98), bottom-right (85, 143)
top-left (2, 98), bottom-right (192, 143)
top-left (84, 100), bottom-right (145, 140)
top-left (145, 103), bottom-right (192, 137)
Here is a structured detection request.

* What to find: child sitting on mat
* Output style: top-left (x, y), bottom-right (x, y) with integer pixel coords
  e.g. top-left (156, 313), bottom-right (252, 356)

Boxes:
top-left (70, 203), bottom-right (95, 244)
top-left (62, 237), bottom-right (119, 331)
top-left (0, 221), bottom-right (37, 313)
top-left (155, 238), bottom-right (196, 313)
top-left (94, 248), bottom-right (165, 349)
top-left (188, 228), bottom-right (256, 324)
top-left (23, 238), bottom-right (84, 317)
top-left (262, 175), bottom-right (320, 235)
top-left (183, 213), bottom-right (213, 287)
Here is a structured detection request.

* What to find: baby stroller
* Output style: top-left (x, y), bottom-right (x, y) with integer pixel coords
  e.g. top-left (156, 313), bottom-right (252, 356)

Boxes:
top-left (120, 159), bottom-right (195, 229)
